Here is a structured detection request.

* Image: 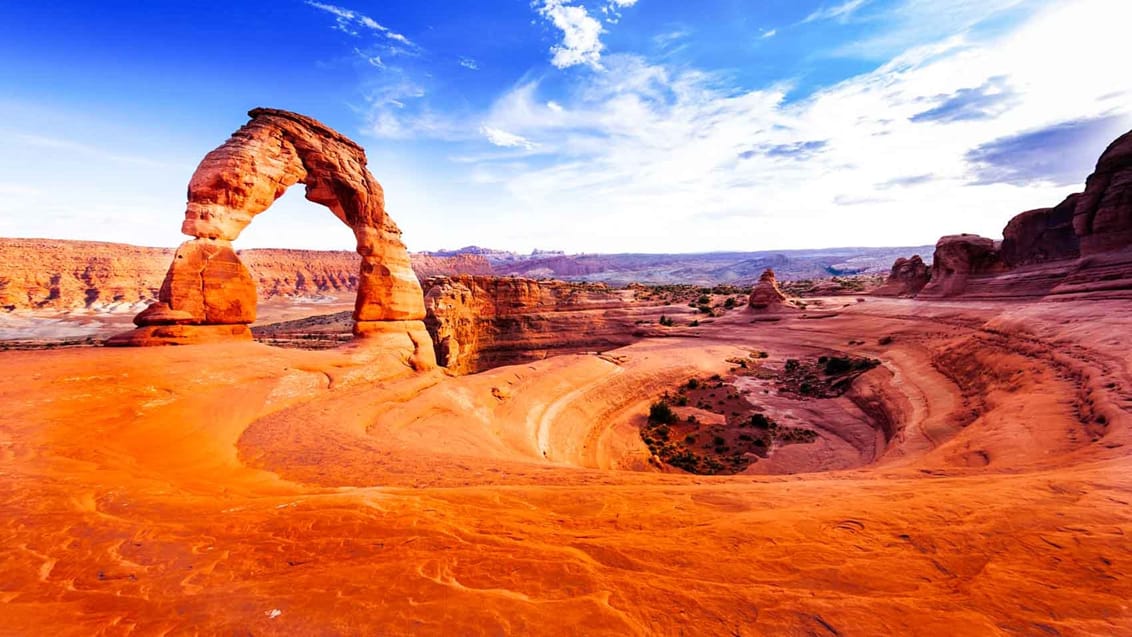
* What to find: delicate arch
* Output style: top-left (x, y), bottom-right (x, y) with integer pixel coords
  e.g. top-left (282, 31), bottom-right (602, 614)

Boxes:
top-left (111, 108), bottom-right (435, 366)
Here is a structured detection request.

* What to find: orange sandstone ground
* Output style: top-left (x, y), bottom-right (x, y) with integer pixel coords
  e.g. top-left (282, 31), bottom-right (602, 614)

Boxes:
top-left (1, 296), bottom-right (1130, 635)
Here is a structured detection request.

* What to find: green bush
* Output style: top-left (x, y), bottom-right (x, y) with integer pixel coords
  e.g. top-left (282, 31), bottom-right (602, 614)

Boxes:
top-left (648, 401), bottom-right (678, 425)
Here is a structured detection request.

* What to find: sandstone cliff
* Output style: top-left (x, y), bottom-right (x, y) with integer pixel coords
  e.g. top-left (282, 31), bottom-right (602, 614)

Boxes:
top-left (423, 275), bottom-right (640, 374)
top-left (917, 128), bottom-right (1132, 300)
top-left (0, 238), bottom-right (491, 312)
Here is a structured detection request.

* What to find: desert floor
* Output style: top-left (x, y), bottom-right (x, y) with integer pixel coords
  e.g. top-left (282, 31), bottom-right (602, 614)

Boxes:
top-left (1, 297), bottom-right (1129, 635)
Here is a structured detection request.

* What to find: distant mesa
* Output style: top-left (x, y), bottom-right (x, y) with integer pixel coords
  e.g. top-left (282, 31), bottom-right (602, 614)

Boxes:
top-left (108, 107), bottom-right (436, 366)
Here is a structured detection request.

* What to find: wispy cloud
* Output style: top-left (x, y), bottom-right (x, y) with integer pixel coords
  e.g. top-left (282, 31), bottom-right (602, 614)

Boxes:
top-left (803, 0), bottom-right (869, 24)
top-left (761, 29), bottom-right (777, 39)
top-left (305, 1), bottom-right (416, 49)
top-left (459, 57), bottom-right (479, 71)
top-left (910, 76), bottom-right (1016, 123)
top-left (965, 115), bottom-right (1129, 186)
top-left (480, 126), bottom-right (539, 150)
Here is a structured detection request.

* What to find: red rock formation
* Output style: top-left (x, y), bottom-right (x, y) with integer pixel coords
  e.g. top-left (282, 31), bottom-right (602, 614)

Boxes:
top-left (423, 275), bottom-right (639, 374)
top-left (872, 255), bottom-right (931, 297)
top-left (108, 108), bottom-right (433, 361)
top-left (0, 239), bottom-right (498, 312)
top-left (1074, 129), bottom-right (1132, 255)
top-left (410, 253), bottom-right (494, 279)
top-left (1000, 194), bottom-right (1081, 267)
top-left (917, 235), bottom-right (1006, 298)
top-left (747, 269), bottom-right (791, 310)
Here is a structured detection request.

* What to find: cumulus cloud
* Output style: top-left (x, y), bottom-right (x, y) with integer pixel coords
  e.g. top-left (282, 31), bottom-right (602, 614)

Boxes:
top-left (536, 0), bottom-right (607, 69)
top-left (459, 57), bottom-right (480, 70)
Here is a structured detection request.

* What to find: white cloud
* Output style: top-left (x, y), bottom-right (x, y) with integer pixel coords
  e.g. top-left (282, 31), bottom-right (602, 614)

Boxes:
top-left (761, 29), bottom-right (777, 39)
top-left (306, 1), bottom-right (416, 48)
top-left (469, 0), bottom-right (1132, 252)
top-left (536, 0), bottom-right (607, 69)
top-left (480, 126), bottom-right (539, 150)
top-left (803, 0), bottom-right (869, 24)
top-left (459, 57), bottom-right (480, 70)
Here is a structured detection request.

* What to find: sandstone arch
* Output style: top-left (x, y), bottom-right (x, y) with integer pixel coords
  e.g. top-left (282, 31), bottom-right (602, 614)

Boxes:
top-left (110, 108), bottom-right (436, 367)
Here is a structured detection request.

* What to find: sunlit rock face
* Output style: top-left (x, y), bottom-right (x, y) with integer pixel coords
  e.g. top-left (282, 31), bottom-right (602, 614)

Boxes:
top-left (110, 108), bottom-right (434, 363)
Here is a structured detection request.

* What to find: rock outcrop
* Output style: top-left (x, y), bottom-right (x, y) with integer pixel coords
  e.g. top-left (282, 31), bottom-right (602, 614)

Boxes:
top-left (916, 128), bottom-right (1132, 300)
top-left (1000, 194), bottom-right (1081, 267)
top-left (747, 269), bottom-right (792, 310)
top-left (423, 275), bottom-right (639, 374)
top-left (108, 108), bottom-right (434, 362)
top-left (1074, 129), bottom-right (1132, 256)
top-left (917, 235), bottom-right (1006, 298)
top-left (872, 255), bottom-right (930, 297)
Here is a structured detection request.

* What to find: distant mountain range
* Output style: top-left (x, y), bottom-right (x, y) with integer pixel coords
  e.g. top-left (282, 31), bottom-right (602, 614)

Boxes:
top-left (424, 245), bottom-right (935, 285)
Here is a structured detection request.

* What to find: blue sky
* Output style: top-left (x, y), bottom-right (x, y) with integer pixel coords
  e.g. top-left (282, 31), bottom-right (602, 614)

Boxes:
top-left (0, 0), bottom-right (1129, 253)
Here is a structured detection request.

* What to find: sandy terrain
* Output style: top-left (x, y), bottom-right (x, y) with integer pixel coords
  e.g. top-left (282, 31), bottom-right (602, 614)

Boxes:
top-left (1, 296), bottom-right (1129, 635)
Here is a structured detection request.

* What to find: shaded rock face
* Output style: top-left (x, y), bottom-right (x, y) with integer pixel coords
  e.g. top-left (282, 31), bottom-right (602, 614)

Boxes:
top-left (747, 269), bottom-right (789, 310)
top-left (1074, 130), bottom-right (1132, 255)
top-left (110, 108), bottom-right (433, 361)
top-left (873, 255), bottom-right (931, 297)
top-left (918, 235), bottom-right (1006, 298)
top-left (423, 275), bottom-right (637, 375)
top-left (1001, 194), bottom-right (1081, 267)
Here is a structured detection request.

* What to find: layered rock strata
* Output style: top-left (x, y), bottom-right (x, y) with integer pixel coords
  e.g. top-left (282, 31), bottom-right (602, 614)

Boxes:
top-left (423, 275), bottom-right (640, 375)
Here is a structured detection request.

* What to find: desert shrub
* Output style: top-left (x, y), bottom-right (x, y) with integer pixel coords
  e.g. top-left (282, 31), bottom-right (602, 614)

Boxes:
top-left (712, 435), bottom-right (726, 446)
top-left (686, 414), bottom-right (699, 424)
top-left (674, 395), bottom-right (688, 406)
top-left (686, 378), bottom-right (700, 390)
top-left (659, 315), bottom-right (674, 327)
top-left (689, 320), bottom-right (700, 327)
top-left (738, 434), bottom-right (754, 442)
top-left (749, 413), bottom-right (772, 429)
top-left (648, 401), bottom-right (678, 425)
top-left (785, 359), bottom-right (799, 372)
top-left (654, 425), bottom-right (670, 440)
top-left (684, 435), bottom-right (697, 444)
top-left (723, 297), bottom-right (737, 309)
top-left (759, 351), bottom-right (769, 359)
top-left (697, 294), bottom-right (711, 305)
